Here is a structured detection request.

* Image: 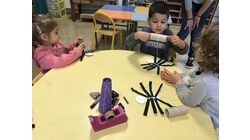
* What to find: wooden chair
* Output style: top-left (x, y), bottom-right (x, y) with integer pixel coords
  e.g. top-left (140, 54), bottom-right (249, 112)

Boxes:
top-left (91, 11), bottom-right (123, 50)
top-left (32, 63), bottom-right (43, 86)
top-left (205, 0), bottom-right (219, 27)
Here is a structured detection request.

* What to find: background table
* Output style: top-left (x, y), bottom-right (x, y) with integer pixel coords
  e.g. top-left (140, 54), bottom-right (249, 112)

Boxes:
top-left (96, 5), bottom-right (135, 34)
top-left (32, 50), bottom-right (216, 140)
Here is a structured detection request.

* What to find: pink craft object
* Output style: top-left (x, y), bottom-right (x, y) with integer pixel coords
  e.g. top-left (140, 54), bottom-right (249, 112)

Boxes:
top-left (88, 106), bottom-right (128, 132)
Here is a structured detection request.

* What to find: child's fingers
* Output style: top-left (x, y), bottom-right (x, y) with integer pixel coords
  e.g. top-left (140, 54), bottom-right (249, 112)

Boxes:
top-left (165, 69), bottom-right (173, 76)
top-left (168, 36), bottom-right (178, 44)
top-left (78, 46), bottom-right (84, 51)
top-left (76, 37), bottom-right (84, 43)
top-left (78, 39), bottom-right (83, 43)
top-left (77, 37), bottom-right (83, 40)
top-left (165, 78), bottom-right (173, 84)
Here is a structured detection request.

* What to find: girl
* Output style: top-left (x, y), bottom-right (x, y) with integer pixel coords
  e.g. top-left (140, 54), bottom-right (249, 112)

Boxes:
top-left (32, 14), bottom-right (84, 73)
top-left (160, 23), bottom-right (219, 131)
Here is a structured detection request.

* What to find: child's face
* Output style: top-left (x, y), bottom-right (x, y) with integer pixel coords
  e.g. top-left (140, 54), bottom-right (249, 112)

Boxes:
top-left (148, 13), bottom-right (168, 34)
top-left (48, 26), bottom-right (60, 44)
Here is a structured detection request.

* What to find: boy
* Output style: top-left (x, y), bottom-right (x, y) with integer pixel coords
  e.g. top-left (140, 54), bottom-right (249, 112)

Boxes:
top-left (126, 1), bottom-right (189, 59)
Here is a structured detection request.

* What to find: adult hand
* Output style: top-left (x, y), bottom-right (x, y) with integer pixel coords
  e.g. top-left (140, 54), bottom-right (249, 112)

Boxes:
top-left (193, 15), bottom-right (201, 30)
top-left (184, 19), bottom-right (193, 33)
top-left (160, 68), bottom-right (181, 84)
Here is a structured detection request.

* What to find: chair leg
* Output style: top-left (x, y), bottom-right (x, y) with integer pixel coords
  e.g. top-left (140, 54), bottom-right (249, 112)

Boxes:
top-left (104, 36), bottom-right (107, 48)
top-left (95, 32), bottom-right (98, 49)
top-left (91, 31), bottom-right (95, 50)
top-left (111, 34), bottom-right (115, 50)
top-left (120, 31), bottom-right (122, 49)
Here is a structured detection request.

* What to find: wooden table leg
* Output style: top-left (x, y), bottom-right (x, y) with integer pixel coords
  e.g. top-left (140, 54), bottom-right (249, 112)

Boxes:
top-left (78, 3), bottom-right (82, 18)
top-left (70, 0), bottom-right (76, 22)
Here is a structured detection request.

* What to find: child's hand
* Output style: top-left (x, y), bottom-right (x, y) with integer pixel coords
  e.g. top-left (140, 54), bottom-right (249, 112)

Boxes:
top-left (75, 45), bottom-right (84, 52)
top-left (74, 37), bottom-right (83, 46)
top-left (168, 35), bottom-right (181, 45)
top-left (134, 31), bottom-right (150, 42)
top-left (167, 35), bottom-right (185, 48)
top-left (160, 68), bottom-right (181, 84)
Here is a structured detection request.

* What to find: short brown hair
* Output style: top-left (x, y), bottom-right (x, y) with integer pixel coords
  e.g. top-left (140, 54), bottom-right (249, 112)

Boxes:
top-left (196, 23), bottom-right (219, 73)
top-left (32, 14), bottom-right (58, 46)
top-left (149, 1), bottom-right (169, 19)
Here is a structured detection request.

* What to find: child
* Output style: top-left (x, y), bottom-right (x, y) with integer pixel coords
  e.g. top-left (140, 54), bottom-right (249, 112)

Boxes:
top-left (32, 14), bottom-right (84, 73)
top-left (160, 23), bottom-right (219, 130)
top-left (126, 1), bottom-right (189, 59)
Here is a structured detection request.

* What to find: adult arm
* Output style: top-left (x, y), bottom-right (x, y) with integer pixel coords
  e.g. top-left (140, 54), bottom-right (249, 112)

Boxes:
top-left (184, 0), bottom-right (194, 32)
top-left (196, 0), bottom-right (212, 17)
top-left (193, 0), bottom-right (212, 28)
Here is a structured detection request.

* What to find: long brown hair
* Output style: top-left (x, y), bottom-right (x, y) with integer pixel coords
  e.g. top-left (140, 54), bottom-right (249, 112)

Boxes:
top-left (32, 14), bottom-right (58, 48)
top-left (196, 23), bottom-right (219, 73)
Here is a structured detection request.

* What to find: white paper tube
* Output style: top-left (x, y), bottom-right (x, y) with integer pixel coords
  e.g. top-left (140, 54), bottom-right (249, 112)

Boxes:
top-left (104, 110), bottom-right (115, 120)
top-left (165, 106), bottom-right (188, 118)
top-left (149, 33), bottom-right (168, 42)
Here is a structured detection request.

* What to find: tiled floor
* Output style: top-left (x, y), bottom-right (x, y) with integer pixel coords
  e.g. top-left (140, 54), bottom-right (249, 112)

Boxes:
top-left (54, 16), bottom-right (202, 72)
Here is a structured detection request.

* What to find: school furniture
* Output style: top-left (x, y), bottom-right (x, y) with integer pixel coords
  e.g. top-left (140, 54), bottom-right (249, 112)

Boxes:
top-left (33, 0), bottom-right (49, 14)
top-left (97, 5), bottom-right (135, 21)
top-left (96, 4), bottom-right (134, 37)
top-left (206, 0), bottom-right (219, 27)
top-left (165, 0), bottom-right (182, 25)
top-left (46, 0), bottom-right (67, 18)
top-left (92, 12), bottom-right (123, 50)
top-left (70, 0), bottom-right (116, 21)
top-left (32, 50), bottom-right (217, 140)
top-left (165, 0), bottom-right (219, 27)
top-left (32, 64), bottom-right (44, 86)
top-left (130, 0), bottom-right (152, 6)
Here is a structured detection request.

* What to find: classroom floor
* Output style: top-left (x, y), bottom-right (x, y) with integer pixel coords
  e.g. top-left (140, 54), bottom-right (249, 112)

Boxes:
top-left (54, 16), bottom-right (214, 72)
top-left (34, 16), bottom-right (193, 78)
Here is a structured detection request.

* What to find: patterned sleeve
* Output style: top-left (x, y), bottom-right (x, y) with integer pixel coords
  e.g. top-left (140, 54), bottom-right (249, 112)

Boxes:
top-left (125, 32), bottom-right (142, 47)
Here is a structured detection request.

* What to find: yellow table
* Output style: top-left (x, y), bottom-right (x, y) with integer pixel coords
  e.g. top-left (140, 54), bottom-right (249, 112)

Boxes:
top-left (134, 6), bottom-right (149, 13)
top-left (32, 50), bottom-right (216, 140)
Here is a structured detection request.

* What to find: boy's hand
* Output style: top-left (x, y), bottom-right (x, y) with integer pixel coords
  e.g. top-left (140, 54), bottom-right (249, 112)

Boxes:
top-left (167, 35), bottom-right (185, 47)
top-left (134, 31), bottom-right (150, 42)
top-left (160, 68), bottom-right (181, 84)
top-left (74, 37), bottom-right (83, 46)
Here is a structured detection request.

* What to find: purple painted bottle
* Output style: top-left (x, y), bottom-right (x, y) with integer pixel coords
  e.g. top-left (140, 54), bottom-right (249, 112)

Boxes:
top-left (98, 77), bottom-right (112, 114)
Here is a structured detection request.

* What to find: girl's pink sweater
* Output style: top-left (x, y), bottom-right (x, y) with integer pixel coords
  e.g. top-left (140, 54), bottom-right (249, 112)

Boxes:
top-left (33, 41), bottom-right (82, 73)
